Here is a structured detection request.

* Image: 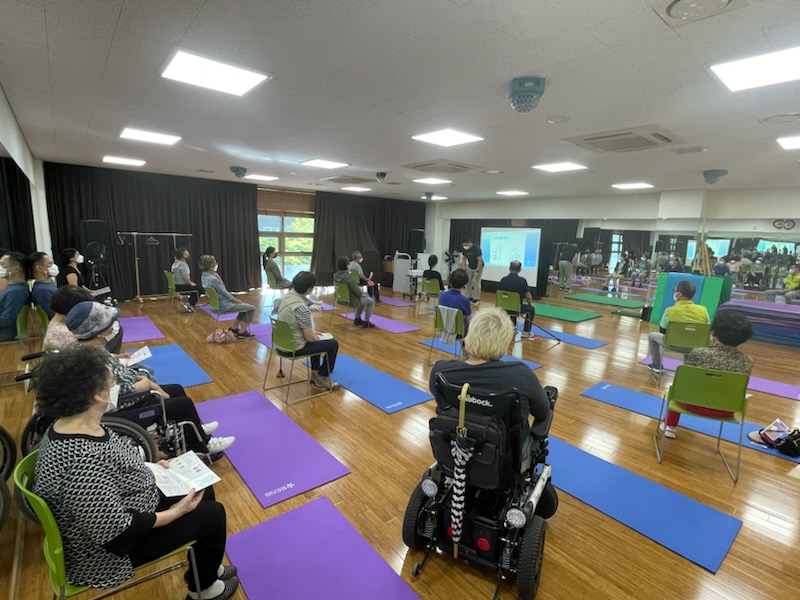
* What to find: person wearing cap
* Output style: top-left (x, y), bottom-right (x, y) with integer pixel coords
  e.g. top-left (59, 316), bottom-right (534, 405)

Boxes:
top-left (66, 301), bottom-right (235, 456)
top-left (349, 250), bottom-right (381, 303)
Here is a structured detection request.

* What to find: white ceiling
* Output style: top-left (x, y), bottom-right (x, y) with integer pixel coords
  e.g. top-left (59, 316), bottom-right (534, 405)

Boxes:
top-left (1, 0), bottom-right (800, 203)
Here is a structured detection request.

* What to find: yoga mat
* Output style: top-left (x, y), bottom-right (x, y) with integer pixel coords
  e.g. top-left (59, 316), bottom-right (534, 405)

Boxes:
top-left (199, 304), bottom-right (237, 321)
top-left (581, 382), bottom-right (800, 464)
top-left (119, 316), bottom-right (165, 343)
top-left (196, 391), bottom-right (350, 507)
top-left (127, 343), bottom-right (212, 387)
top-left (518, 323), bottom-right (608, 349)
top-left (419, 338), bottom-right (542, 370)
top-left (581, 287), bottom-right (641, 298)
top-left (339, 312), bottom-right (420, 333)
top-left (227, 497), bottom-right (420, 600)
top-left (639, 357), bottom-right (800, 401)
top-left (612, 309), bottom-right (642, 318)
top-left (548, 437), bottom-right (741, 572)
top-left (249, 322), bottom-right (273, 348)
top-left (379, 296), bottom-right (415, 307)
top-left (333, 355), bottom-right (432, 413)
top-left (565, 293), bottom-right (645, 309)
top-left (532, 303), bottom-right (601, 322)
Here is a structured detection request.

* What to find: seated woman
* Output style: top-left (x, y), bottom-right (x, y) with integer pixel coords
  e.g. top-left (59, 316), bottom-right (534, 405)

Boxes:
top-left (438, 267), bottom-right (472, 335)
top-left (429, 307), bottom-right (551, 444)
top-left (261, 246), bottom-right (293, 289)
top-left (603, 251), bottom-right (632, 292)
top-left (199, 255), bottom-right (255, 338)
top-left (0, 250), bottom-right (31, 341)
top-left (422, 254), bottom-right (444, 292)
top-left (660, 311), bottom-right (753, 439)
top-left (64, 301), bottom-right (234, 456)
top-left (29, 251), bottom-right (59, 318)
top-left (56, 248), bottom-right (92, 293)
top-left (171, 247), bottom-right (204, 312)
top-left (33, 346), bottom-right (238, 600)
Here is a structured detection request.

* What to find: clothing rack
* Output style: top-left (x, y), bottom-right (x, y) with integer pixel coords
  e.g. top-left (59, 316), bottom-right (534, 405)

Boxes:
top-left (117, 231), bottom-right (193, 302)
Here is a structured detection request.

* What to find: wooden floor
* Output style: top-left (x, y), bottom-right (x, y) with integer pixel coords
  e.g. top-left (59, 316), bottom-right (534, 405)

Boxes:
top-left (2, 283), bottom-right (800, 600)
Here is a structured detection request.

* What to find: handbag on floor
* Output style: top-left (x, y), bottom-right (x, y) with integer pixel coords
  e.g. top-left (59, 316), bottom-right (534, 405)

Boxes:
top-left (775, 429), bottom-right (800, 457)
top-left (206, 328), bottom-right (237, 344)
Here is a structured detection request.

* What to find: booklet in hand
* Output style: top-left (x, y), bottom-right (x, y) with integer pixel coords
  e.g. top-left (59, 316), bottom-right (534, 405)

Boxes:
top-left (118, 346), bottom-right (152, 368)
top-left (145, 451), bottom-right (221, 497)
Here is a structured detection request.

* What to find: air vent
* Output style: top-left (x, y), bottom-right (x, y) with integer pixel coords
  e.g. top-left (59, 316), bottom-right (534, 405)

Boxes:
top-left (383, 181), bottom-right (402, 185)
top-left (320, 175), bottom-right (373, 184)
top-left (671, 146), bottom-right (708, 155)
top-left (403, 159), bottom-right (480, 174)
top-left (195, 168), bottom-right (215, 173)
top-left (562, 125), bottom-right (682, 153)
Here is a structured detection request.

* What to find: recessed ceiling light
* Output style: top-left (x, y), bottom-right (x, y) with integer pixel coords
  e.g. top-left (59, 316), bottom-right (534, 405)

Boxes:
top-left (243, 174), bottom-right (279, 181)
top-left (546, 115), bottom-right (570, 124)
top-left (161, 50), bottom-right (270, 96)
top-left (496, 190), bottom-right (529, 196)
top-left (483, 169), bottom-right (504, 174)
top-left (412, 177), bottom-right (452, 185)
top-left (612, 182), bottom-right (654, 190)
top-left (666, 0), bottom-right (731, 20)
top-left (710, 45), bottom-right (800, 92)
top-left (120, 127), bottom-right (181, 145)
top-left (411, 128), bottom-right (483, 147)
top-left (777, 136), bottom-right (800, 150)
top-left (421, 194), bottom-right (448, 200)
top-left (532, 162), bottom-right (587, 173)
top-left (300, 159), bottom-right (350, 169)
top-left (103, 155), bottom-right (145, 167)
top-left (342, 186), bottom-right (372, 192)
top-left (764, 113), bottom-right (800, 124)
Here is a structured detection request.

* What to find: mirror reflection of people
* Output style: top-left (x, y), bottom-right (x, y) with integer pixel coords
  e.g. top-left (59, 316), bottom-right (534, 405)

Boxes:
top-left (29, 251), bottom-right (59, 318)
top-left (199, 255), bottom-right (256, 338)
top-left (32, 345), bottom-right (239, 599)
top-left (57, 248), bottom-right (92, 293)
top-left (171, 247), bottom-right (204, 313)
top-left (261, 246), bottom-right (293, 289)
top-left (349, 251), bottom-right (381, 302)
top-left (765, 263), bottom-right (800, 303)
top-left (0, 250), bottom-right (31, 341)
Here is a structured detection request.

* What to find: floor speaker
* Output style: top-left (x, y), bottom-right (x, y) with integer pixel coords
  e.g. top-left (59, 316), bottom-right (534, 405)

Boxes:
top-left (409, 229), bottom-right (425, 257)
top-left (79, 219), bottom-right (113, 263)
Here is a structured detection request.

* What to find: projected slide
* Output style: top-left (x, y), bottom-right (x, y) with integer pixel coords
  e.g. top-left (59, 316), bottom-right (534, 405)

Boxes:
top-left (686, 239), bottom-right (731, 260)
top-left (480, 227), bottom-right (542, 285)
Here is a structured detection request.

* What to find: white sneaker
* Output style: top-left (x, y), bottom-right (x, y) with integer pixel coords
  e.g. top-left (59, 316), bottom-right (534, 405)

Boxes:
top-left (659, 422), bottom-right (677, 439)
top-left (310, 374), bottom-right (341, 391)
top-left (206, 436), bottom-right (236, 454)
top-left (202, 421), bottom-right (219, 435)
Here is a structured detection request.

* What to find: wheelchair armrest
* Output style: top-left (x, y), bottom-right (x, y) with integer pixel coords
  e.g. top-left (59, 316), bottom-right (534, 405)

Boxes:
top-left (530, 409), bottom-right (554, 440)
top-left (118, 389), bottom-right (163, 410)
top-left (15, 372), bottom-right (33, 382)
top-left (21, 352), bottom-right (46, 361)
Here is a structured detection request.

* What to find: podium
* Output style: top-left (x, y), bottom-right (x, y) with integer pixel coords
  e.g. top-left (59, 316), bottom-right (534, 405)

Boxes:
top-left (650, 272), bottom-right (733, 324)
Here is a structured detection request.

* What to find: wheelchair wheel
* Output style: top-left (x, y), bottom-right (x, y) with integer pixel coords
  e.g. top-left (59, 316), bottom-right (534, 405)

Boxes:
top-left (0, 480), bottom-right (9, 531)
top-left (402, 482), bottom-right (427, 550)
top-left (517, 515), bottom-right (545, 600)
top-left (534, 481), bottom-right (558, 520)
top-left (0, 425), bottom-right (17, 481)
top-left (20, 413), bottom-right (54, 456)
top-left (101, 416), bottom-right (158, 463)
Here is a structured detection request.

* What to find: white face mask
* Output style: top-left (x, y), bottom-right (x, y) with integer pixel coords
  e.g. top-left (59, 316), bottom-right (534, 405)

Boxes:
top-left (76, 255), bottom-right (85, 264)
top-left (47, 265), bottom-right (60, 277)
top-left (0, 266), bottom-right (7, 279)
top-left (213, 264), bottom-right (219, 271)
top-left (106, 385), bottom-right (120, 412)
top-left (104, 321), bottom-right (120, 342)
top-left (462, 246), bottom-right (469, 251)
top-left (673, 293), bottom-right (681, 302)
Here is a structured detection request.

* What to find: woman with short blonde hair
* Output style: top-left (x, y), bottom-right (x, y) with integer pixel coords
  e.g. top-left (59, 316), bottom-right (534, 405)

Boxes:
top-left (463, 308), bottom-right (514, 360)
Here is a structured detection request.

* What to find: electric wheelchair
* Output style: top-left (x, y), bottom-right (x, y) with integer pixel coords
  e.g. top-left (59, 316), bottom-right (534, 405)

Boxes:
top-left (403, 373), bottom-right (558, 600)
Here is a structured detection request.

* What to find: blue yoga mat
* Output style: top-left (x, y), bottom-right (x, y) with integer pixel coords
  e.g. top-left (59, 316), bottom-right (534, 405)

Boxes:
top-left (126, 343), bottom-right (212, 388)
top-left (419, 338), bottom-right (542, 370)
top-left (581, 382), bottom-right (800, 464)
top-left (516, 323), bottom-right (608, 349)
top-left (549, 437), bottom-right (741, 572)
top-left (333, 355), bottom-right (432, 413)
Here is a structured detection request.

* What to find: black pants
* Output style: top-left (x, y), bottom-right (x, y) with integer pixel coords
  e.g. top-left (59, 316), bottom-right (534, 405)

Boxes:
top-left (161, 384), bottom-right (211, 452)
top-left (176, 283), bottom-right (204, 306)
top-left (295, 339), bottom-right (339, 376)
top-left (505, 304), bottom-right (535, 333)
top-left (129, 488), bottom-right (226, 592)
top-left (104, 326), bottom-right (123, 354)
top-left (367, 282), bottom-right (380, 301)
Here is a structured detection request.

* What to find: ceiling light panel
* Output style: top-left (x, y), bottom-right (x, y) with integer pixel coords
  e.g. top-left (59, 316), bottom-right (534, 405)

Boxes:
top-left (161, 50), bottom-right (270, 96)
top-left (777, 136), bottom-right (800, 150)
top-left (301, 159), bottom-right (350, 169)
top-left (496, 190), bottom-right (529, 196)
top-left (120, 127), bottom-right (181, 145)
top-left (532, 162), bottom-right (587, 173)
top-left (103, 155), bottom-right (145, 166)
top-left (710, 46), bottom-right (800, 92)
top-left (243, 174), bottom-right (279, 181)
top-left (411, 128), bottom-right (484, 147)
top-left (413, 177), bottom-right (452, 185)
top-left (421, 194), bottom-right (448, 200)
top-left (342, 186), bottom-right (372, 192)
top-left (612, 182), bottom-right (654, 190)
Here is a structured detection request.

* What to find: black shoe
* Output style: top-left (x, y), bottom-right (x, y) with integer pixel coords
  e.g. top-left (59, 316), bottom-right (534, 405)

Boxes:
top-left (374, 298), bottom-right (382, 303)
top-left (353, 317), bottom-right (364, 325)
top-left (362, 321), bottom-right (376, 328)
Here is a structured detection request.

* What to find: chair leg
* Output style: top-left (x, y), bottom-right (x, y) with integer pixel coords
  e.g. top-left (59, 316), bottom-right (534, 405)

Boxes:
top-left (285, 360), bottom-right (296, 404)
top-left (263, 348), bottom-right (274, 390)
top-left (653, 398), bottom-right (667, 463)
top-left (427, 333), bottom-right (435, 365)
top-left (716, 421), bottom-right (741, 483)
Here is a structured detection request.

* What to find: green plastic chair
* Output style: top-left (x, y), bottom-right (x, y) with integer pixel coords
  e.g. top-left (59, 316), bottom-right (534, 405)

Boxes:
top-left (428, 305), bottom-right (465, 365)
top-left (654, 365), bottom-right (749, 482)
top-left (13, 450), bottom-right (201, 599)
top-left (652, 321), bottom-right (711, 387)
top-left (329, 282), bottom-right (356, 327)
top-left (415, 278), bottom-right (442, 315)
top-left (163, 270), bottom-right (182, 310)
top-left (263, 318), bottom-right (333, 404)
top-left (495, 290), bottom-right (522, 322)
top-left (16, 303), bottom-right (31, 351)
top-left (266, 270), bottom-right (278, 289)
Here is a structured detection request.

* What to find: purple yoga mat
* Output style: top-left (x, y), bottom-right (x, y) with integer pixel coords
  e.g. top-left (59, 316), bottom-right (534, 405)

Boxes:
top-left (640, 357), bottom-right (800, 401)
top-left (196, 391), bottom-right (349, 508)
top-left (249, 322), bottom-right (273, 348)
top-left (227, 497), bottom-right (420, 600)
top-left (726, 299), bottom-right (800, 314)
top-left (119, 316), bottom-right (165, 343)
top-left (379, 296), bottom-right (415, 307)
top-left (339, 312), bottom-right (420, 333)
top-left (199, 304), bottom-right (238, 321)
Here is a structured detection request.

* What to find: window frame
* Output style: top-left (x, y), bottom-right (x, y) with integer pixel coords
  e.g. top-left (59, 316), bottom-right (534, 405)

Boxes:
top-left (258, 210), bottom-right (315, 284)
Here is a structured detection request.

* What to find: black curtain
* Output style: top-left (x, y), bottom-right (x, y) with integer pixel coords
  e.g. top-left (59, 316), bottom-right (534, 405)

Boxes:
top-left (448, 219), bottom-right (511, 251)
top-left (45, 163), bottom-right (259, 300)
top-left (0, 157), bottom-right (36, 254)
top-left (311, 192), bottom-right (426, 285)
top-left (623, 229), bottom-right (651, 254)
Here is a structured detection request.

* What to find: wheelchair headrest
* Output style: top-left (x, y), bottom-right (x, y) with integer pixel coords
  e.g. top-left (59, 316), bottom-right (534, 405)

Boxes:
top-left (433, 372), bottom-right (521, 421)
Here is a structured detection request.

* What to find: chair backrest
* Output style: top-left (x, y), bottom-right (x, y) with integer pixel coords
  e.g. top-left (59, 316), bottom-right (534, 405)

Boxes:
top-left (271, 319), bottom-right (298, 354)
top-left (430, 373), bottom-right (523, 490)
top-left (434, 305), bottom-right (465, 337)
top-left (667, 365), bottom-right (749, 414)
top-left (495, 290), bottom-right (521, 313)
top-left (163, 270), bottom-right (176, 294)
top-left (422, 278), bottom-right (440, 295)
top-left (205, 287), bottom-right (221, 311)
top-left (266, 270), bottom-right (277, 288)
top-left (335, 282), bottom-right (351, 306)
top-left (13, 450), bottom-right (70, 595)
top-left (17, 303), bottom-right (31, 339)
top-left (664, 321), bottom-right (711, 350)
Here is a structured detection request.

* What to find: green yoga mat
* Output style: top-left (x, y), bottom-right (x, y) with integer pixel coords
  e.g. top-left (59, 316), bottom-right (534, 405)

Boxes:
top-left (566, 293), bottom-right (645, 309)
top-left (533, 303), bottom-right (601, 322)
top-left (612, 309), bottom-right (642, 318)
